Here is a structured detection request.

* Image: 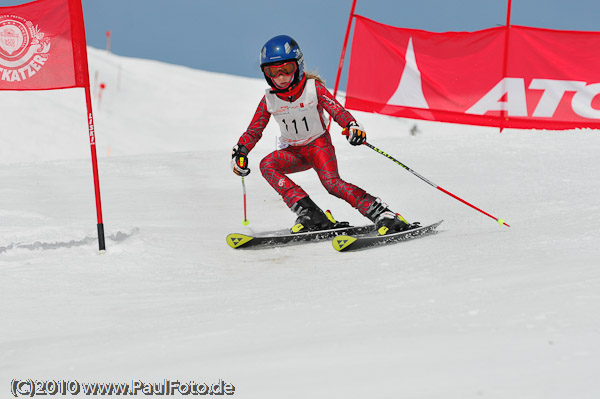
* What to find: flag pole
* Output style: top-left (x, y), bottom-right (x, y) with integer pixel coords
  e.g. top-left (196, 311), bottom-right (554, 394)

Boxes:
top-left (328, 0), bottom-right (357, 129)
top-left (69, 0), bottom-right (106, 252)
top-left (84, 86), bottom-right (106, 252)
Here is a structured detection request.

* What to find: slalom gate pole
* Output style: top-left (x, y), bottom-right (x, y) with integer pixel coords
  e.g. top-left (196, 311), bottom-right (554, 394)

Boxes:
top-left (343, 128), bottom-right (509, 227)
top-left (499, 0), bottom-right (513, 132)
top-left (327, 0), bottom-right (357, 131)
top-left (84, 85), bottom-right (107, 251)
top-left (241, 176), bottom-right (249, 226)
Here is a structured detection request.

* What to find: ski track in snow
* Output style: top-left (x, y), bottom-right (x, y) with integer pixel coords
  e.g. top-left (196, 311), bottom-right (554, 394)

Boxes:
top-left (1, 48), bottom-right (600, 398)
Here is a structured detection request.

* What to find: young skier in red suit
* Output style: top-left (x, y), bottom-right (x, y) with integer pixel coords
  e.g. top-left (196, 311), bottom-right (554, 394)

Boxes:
top-left (232, 35), bottom-right (415, 234)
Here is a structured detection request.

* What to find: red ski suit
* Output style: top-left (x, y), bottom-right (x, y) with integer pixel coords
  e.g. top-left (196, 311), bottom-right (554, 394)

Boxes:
top-left (237, 78), bottom-right (377, 217)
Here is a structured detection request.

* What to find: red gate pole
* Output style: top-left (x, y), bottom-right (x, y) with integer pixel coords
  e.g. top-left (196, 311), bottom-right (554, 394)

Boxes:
top-left (106, 30), bottom-right (111, 52)
top-left (68, 0), bottom-right (106, 252)
top-left (505, 0), bottom-right (513, 27)
top-left (84, 86), bottom-right (106, 252)
top-left (328, 0), bottom-right (358, 130)
top-left (500, 0), bottom-right (513, 132)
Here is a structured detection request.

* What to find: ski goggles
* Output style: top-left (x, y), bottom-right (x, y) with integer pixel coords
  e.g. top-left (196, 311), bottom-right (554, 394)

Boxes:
top-left (263, 61), bottom-right (297, 78)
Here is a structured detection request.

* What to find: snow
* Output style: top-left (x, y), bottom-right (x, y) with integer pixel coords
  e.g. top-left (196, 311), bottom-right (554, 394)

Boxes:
top-left (1, 47), bottom-right (600, 398)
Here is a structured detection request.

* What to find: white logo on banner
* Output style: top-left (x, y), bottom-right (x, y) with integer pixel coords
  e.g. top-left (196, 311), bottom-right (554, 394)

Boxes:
top-left (466, 78), bottom-right (600, 119)
top-left (386, 37), bottom-right (429, 109)
top-left (0, 15), bottom-right (51, 82)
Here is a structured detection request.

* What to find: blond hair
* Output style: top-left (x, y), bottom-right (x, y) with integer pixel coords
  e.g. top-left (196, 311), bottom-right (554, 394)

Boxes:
top-left (305, 71), bottom-right (325, 85)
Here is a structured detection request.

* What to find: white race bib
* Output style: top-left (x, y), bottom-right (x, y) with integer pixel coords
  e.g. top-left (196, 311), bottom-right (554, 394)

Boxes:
top-left (265, 79), bottom-right (327, 146)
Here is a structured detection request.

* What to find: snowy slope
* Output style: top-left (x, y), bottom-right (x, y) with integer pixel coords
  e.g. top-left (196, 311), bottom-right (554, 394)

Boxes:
top-left (1, 47), bottom-right (600, 399)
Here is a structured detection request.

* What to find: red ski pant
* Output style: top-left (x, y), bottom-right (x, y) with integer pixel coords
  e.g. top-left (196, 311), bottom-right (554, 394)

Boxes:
top-left (259, 132), bottom-right (375, 217)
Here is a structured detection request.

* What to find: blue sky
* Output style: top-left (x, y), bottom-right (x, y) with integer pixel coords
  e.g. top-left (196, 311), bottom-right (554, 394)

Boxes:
top-left (5, 0), bottom-right (600, 90)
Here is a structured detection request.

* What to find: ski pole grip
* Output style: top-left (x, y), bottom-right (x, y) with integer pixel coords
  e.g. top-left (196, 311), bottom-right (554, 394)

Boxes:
top-left (342, 128), bottom-right (349, 137)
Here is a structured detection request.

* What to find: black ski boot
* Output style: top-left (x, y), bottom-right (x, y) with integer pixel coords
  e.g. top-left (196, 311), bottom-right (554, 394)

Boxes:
top-left (365, 198), bottom-right (417, 235)
top-left (290, 197), bottom-right (337, 233)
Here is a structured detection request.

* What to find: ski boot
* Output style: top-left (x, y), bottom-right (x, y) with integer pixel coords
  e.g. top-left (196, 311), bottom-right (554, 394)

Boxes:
top-left (366, 198), bottom-right (418, 236)
top-left (290, 197), bottom-right (347, 233)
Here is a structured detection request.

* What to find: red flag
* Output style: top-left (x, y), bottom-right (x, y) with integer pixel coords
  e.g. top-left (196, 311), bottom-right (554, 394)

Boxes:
top-left (0, 0), bottom-right (89, 90)
top-left (1, 0), bottom-right (105, 251)
top-left (346, 15), bottom-right (600, 130)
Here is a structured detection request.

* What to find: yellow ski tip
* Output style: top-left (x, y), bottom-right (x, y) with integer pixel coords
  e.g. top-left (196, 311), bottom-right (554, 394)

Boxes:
top-left (227, 233), bottom-right (253, 249)
top-left (332, 235), bottom-right (357, 252)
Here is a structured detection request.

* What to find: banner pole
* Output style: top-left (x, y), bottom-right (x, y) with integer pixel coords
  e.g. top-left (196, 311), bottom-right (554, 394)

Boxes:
top-left (500, 0), bottom-right (513, 132)
top-left (328, 0), bottom-right (357, 129)
top-left (84, 85), bottom-right (106, 252)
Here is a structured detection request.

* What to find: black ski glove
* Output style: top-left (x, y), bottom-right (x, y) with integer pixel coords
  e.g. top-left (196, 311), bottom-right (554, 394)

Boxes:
top-left (345, 121), bottom-right (367, 146)
top-left (231, 144), bottom-right (250, 176)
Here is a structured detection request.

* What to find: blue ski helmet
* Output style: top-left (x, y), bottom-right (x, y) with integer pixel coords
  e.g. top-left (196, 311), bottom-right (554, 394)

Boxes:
top-left (260, 35), bottom-right (305, 91)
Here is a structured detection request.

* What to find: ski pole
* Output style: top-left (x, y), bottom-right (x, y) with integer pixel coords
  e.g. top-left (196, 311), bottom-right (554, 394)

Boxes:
top-left (368, 141), bottom-right (509, 227)
top-left (342, 129), bottom-right (509, 227)
top-left (241, 176), bottom-right (249, 226)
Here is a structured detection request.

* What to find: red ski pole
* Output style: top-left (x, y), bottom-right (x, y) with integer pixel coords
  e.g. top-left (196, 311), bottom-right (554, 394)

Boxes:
top-left (343, 130), bottom-right (509, 227)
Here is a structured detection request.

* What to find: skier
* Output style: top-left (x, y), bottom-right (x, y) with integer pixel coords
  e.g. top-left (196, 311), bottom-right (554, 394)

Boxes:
top-left (231, 35), bottom-right (416, 235)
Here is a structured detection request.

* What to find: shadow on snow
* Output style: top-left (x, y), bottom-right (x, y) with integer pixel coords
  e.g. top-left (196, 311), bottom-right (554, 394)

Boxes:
top-left (0, 228), bottom-right (139, 254)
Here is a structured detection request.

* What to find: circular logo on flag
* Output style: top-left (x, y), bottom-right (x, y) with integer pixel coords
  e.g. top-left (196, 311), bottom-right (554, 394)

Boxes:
top-left (0, 15), bottom-right (51, 82)
top-left (0, 18), bottom-right (29, 58)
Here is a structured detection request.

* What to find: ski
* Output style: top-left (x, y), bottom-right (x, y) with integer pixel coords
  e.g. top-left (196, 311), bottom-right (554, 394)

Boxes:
top-left (332, 220), bottom-right (444, 252)
top-left (227, 224), bottom-right (376, 249)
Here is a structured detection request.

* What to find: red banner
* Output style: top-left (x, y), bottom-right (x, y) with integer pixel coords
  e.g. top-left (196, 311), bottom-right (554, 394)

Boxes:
top-left (346, 15), bottom-right (600, 130)
top-left (0, 0), bottom-right (89, 90)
